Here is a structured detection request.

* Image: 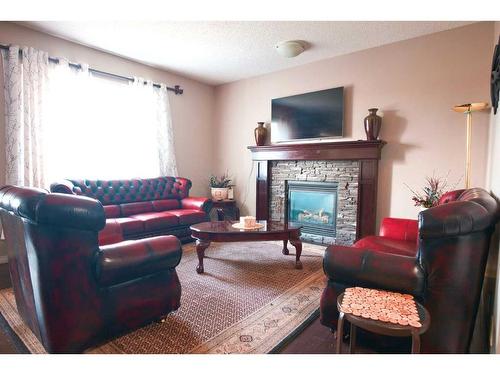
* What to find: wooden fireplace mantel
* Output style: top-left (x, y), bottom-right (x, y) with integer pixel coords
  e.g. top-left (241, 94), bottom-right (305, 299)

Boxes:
top-left (247, 140), bottom-right (386, 240)
top-left (247, 140), bottom-right (385, 161)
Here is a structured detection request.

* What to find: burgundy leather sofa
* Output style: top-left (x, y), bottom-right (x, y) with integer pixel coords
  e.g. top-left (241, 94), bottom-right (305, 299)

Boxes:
top-left (320, 188), bottom-right (499, 353)
top-left (0, 185), bottom-right (182, 353)
top-left (50, 177), bottom-right (212, 244)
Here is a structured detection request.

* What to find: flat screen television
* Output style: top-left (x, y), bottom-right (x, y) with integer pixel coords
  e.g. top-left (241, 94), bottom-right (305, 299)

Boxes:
top-left (271, 87), bottom-right (344, 143)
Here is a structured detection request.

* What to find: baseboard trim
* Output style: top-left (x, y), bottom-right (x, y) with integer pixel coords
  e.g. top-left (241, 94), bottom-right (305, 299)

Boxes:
top-left (0, 256), bottom-right (7, 264)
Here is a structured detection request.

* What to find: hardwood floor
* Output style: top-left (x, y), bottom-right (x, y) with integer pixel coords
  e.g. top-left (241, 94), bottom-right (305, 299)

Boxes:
top-left (0, 263), bottom-right (29, 353)
top-left (278, 317), bottom-right (409, 354)
top-left (0, 264), bottom-right (10, 290)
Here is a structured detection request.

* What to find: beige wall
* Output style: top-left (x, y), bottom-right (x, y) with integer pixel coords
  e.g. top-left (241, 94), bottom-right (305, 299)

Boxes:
top-left (0, 22), bottom-right (215, 197)
top-left (489, 21), bottom-right (500, 354)
top-left (214, 22), bottom-right (493, 228)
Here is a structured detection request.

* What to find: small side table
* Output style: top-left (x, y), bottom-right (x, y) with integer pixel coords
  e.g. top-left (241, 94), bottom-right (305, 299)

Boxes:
top-left (209, 199), bottom-right (240, 221)
top-left (336, 292), bottom-right (430, 354)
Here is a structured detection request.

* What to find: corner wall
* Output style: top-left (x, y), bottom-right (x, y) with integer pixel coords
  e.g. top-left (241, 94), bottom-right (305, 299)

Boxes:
top-left (488, 21), bottom-right (500, 354)
top-left (213, 22), bottom-right (493, 228)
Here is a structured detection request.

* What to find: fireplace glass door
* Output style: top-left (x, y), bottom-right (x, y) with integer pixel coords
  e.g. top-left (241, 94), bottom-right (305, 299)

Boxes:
top-left (286, 181), bottom-right (338, 238)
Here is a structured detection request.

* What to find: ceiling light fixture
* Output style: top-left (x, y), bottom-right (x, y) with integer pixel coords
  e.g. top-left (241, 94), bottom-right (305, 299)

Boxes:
top-left (275, 40), bottom-right (305, 58)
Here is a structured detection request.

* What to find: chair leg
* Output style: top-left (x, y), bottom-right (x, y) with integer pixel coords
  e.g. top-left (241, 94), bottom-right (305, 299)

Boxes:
top-left (336, 312), bottom-right (345, 354)
top-left (411, 331), bottom-right (421, 354)
top-left (349, 325), bottom-right (357, 354)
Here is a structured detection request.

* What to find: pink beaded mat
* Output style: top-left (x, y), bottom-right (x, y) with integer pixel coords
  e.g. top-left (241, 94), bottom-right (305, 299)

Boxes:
top-left (340, 287), bottom-right (422, 328)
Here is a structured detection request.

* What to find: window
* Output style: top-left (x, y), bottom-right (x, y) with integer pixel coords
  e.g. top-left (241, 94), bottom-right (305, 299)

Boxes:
top-left (43, 63), bottom-right (175, 182)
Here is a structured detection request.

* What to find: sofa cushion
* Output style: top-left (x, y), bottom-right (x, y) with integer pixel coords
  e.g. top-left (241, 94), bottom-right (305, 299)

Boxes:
top-left (130, 212), bottom-right (179, 231)
top-left (379, 218), bottom-right (418, 242)
top-left (96, 235), bottom-right (182, 287)
top-left (103, 205), bottom-right (121, 218)
top-left (112, 217), bottom-right (144, 235)
top-left (99, 220), bottom-right (124, 246)
top-left (120, 201), bottom-right (153, 216)
top-left (167, 209), bottom-right (207, 225)
top-left (152, 199), bottom-right (180, 212)
top-left (354, 235), bottom-right (417, 257)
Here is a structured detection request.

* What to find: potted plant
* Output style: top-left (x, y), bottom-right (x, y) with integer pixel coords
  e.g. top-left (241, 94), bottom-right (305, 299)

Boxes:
top-left (404, 173), bottom-right (458, 211)
top-left (209, 173), bottom-right (233, 201)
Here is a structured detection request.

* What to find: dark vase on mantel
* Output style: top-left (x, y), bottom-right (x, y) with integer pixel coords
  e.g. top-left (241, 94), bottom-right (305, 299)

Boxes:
top-left (254, 121), bottom-right (267, 146)
top-left (364, 108), bottom-right (382, 140)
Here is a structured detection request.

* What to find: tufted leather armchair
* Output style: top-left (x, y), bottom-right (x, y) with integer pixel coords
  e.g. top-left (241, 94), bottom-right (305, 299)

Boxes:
top-left (320, 188), bottom-right (499, 353)
top-left (0, 185), bottom-right (182, 353)
top-left (51, 177), bottom-right (212, 244)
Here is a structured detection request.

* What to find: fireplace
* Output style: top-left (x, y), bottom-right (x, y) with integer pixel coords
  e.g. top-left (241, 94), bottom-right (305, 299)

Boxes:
top-left (248, 140), bottom-right (386, 243)
top-left (285, 181), bottom-right (338, 239)
top-left (270, 159), bottom-right (358, 245)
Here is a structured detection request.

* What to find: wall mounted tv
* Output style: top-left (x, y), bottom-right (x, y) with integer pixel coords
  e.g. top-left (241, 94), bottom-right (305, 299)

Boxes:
top-left (271, 87), bottom-right (344, 143)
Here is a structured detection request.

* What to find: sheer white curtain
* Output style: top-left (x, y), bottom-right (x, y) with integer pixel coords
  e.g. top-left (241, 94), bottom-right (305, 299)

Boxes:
top-left (1, 46), bottom-right (49, 187)
top-left (130, 77), bottom-right (178, 176)
top-left (44, 64), bottom-right (178, 182)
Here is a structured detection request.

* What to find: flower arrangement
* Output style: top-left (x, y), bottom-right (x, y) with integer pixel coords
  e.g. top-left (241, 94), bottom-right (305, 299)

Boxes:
top-left (405, 173), bottom-right (459, 209)
top-left (209, 173), bottom-right (232, 188)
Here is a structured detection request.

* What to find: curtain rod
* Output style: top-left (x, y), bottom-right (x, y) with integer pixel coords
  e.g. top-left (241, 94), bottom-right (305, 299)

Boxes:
top-left (0, 44), bottom-right (184, 95)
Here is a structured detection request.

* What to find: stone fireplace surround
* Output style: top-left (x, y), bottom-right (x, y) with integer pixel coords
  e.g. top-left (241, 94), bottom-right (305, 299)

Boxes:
top-left (270, 160), bottom-right (359, 245)
top-left (248, 140), bottom-right (386, 244)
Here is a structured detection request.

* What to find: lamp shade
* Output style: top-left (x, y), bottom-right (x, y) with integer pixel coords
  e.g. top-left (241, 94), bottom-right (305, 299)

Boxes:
top-left (452, 102), bottom-right (489, 113)
top-left (275, 41), bottom-right (305, 58)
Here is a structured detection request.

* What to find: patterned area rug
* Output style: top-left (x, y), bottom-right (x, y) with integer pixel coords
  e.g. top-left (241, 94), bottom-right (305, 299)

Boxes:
top-left (0, 241), bottom-right (326, 354)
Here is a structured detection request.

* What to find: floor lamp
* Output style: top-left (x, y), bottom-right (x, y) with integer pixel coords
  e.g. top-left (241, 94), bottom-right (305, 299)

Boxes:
top-left (452, 102), bottom-right (489, 189)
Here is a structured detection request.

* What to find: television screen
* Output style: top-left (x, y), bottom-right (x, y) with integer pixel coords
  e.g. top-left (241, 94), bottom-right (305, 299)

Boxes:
top-left (271, 87), bottom-right (344, 143)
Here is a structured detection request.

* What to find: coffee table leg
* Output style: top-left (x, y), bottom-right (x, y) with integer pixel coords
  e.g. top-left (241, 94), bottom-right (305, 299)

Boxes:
top-left (282, 240), bottom-right (289, 255)
top-left (196, 240), bottom-right (210, 274)
top-left (336, 312), bottom-right (345, 354)
top-left (290, 238), bottom-right (303, 269)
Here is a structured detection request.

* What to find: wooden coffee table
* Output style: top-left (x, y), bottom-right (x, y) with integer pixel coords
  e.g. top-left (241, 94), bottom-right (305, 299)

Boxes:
top-left (190, 220), bottom-right (303, 274)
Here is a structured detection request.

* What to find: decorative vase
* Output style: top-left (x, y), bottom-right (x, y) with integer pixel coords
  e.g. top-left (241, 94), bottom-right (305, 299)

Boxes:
top-left (363, 108), bottom-right (382, 140)
top-left (211, 187), bottom-right (229, 201)
top-left (254, 122), bottom-right (267, 146)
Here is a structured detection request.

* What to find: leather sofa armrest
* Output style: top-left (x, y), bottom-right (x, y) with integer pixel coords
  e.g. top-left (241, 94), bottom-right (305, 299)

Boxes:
top-left (36, 194), bottom-right (105, 231)
top-left (419, 200), bottom-right (494, 239)
top-left (49, 180), bottom-right (76, 194)
top-left (95, 235), bottom-right (182, 287)
top-left (0, 186), bottom-right (105, 232)
top-left (181, 196), bottom-right (212, 213)
top-left (323, 245), bottom-right (425, 297)
top-left (379, 218), bottom-right (418, 242)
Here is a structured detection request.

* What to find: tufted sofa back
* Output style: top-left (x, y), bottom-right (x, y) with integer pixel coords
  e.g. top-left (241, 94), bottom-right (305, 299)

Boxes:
top-left (50, 177), bottom-right (192, 205)
top-left (437, 189), bottom-right (466, 205)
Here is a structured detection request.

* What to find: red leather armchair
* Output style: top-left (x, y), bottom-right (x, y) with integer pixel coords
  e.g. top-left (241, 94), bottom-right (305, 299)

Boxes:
top-left (320, 188), bottom-right (499, 353)
top-left (0, 185), bottom-right (182, 353)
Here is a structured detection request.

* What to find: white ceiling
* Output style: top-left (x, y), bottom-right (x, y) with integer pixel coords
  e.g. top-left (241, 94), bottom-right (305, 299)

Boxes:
top-left (21, 21), bottom-right (475, 86)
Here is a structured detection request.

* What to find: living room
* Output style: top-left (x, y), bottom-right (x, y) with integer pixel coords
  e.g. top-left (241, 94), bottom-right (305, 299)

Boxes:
top-left (1, 0), bottom-right (500, 372)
